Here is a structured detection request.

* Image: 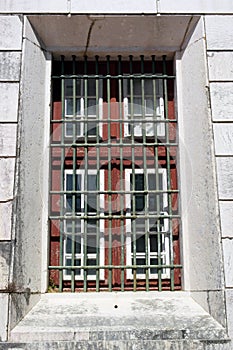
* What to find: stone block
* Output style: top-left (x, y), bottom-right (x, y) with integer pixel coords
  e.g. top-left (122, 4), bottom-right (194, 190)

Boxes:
top-left (219, 202), bottom-right (233, 238)
top-left (0, 158), bottom-right (15, 201)
top-left (0, 0), bottom-right (69, 13)
top-left (0, 124), bottom-right (17, 156)
top-left (210, 83), bottom-right (233, 121)
top-left (159, 0), bottom-right (233, 13)
top-left (0, 294), bottom-right (8, 342)
top-left (0, 16), bottom-right (22, 50)
top-left (0, 242), bottom-right (11, 290)
top-left (226, 289), bottom-right (233, 339)
top-left (216, 158), bottom-right (233, 200)
top-left (71, 0), bottom-right (155, 13)
top-left (213, 124), bottom-right (233, 155)
top-left (208, 52), bottom-right (233, 81)
top-left (222, 239), bottom-right (233, 288)
top-left (0, 83), bottom-right (19, 122)
top-left (0, 52), bottom-right (21, 81)
top-left (0, 202), bottom-right (12, 240)
top-left (205, 16), bottom-right (233, 50)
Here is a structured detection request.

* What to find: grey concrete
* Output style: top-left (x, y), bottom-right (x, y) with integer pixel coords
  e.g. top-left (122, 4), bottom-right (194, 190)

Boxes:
top-left (222, 239), bottom-right (233, 288)
top-left (9, 293), bottom-right (229, 344)
top-left (219, 202), bottom-right (233, 238)
top-left (213, 124), bottom-right (233, 156)
top-left (216, 158), bottom-right (233, 200)
top-left (0, 158), bottom-right (15, 201)
top-left (0, 124), bottom-right (17, 157)
top-left (208, 52), bottom-right (233, 82)
top-left (205, 16), bottom-right (233, 50)
top-left (225, 290), bottom-right (233, 339)
top-left (0, 52), bottom-right (21, 81)
top-left (0, 242), bottom-right (11, 290)
top-left (210, 83), bottom-right (233, 121)
top-left (0, 294), bottom-right (9, 342)
top-left (0, 202), bottom-right (12, 240)
top-left (28, 15), bottom-right (193, 57)
top-left (177, 18), bottom-right (224, 295)
top-left (0, 83), bottom-right (19, 122)
top-left (0, 15), bottom-right (22, 50)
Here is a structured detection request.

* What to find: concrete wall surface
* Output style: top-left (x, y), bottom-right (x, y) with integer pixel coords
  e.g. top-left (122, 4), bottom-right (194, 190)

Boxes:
top-left (0, 0), bottom-right (232, 14)
top-left (206, 15), bottom-right (233, 341)
top-left (0, 9), bottom-right (232, 349)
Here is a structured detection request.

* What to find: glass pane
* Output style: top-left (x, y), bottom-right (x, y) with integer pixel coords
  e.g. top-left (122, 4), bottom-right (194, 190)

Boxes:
top-left (87, 235), bottom-right (97, 253)
top-left (131, 174), bottom-right (145, 212)
top-left (144, 80), bottom-right (153, 95)
top-left (65, 258), bottom-right (81, 276)
top-left (150, 234), bottom-right (158, 253)
top-left (87, 175), bottom-right (97, 212)
top-left (65, 79), bottom-right (82, 96)
top-left (66, 174), bottom-right (81, 212)
top-left (134, 258), bottom-right (146, 274)
top-left (65, 219), bottom-right (81, 234)
top-left (87, 99), bottom-right (96, 116)
top-left (150, 258), bottom-right (158, 274)
top-left (87, 119), bottom-right (97, 136)
top-left (87, 259), bottom-right (96, 275)
top-left (65, 98), bottom-right (81, 116)
top-left (136, 235), bottom-right (145, 253)
top-left (87, 79), bottom-right (96, 96)
top-left (135, 217), bottom-right (145, 233)
top-left (65, 235), bottom-right (81, 254)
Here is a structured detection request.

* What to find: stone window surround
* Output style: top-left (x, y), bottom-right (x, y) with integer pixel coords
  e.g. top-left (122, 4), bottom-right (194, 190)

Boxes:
top-left (7, 14), bottom-right (226, 335)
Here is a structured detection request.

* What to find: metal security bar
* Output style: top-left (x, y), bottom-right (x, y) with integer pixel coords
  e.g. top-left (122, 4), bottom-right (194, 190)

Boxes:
top-left (49, 55), bottom-right (181, 292)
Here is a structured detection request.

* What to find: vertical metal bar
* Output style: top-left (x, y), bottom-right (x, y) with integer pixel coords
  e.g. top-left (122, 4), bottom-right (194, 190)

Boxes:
top-left (83, 56), bottom-right (88, 291)
top-left (152, 56), bottom-right (162, 291)
top-left (59, 55), bottom-right (65, 292)
top-left (71, 55), bottom-right (77, 292)
top-left (95, 55), bottom-right (100, 292)
top-left (129, 55), bottom-right (137, 291)
top-left (118, 55), bottom-right (124, 291)
top-left (163, 55), bottom-right (174, 290)
top-left (107, 55), bottom-right (112, 291)
top-left (141, 55), bottom-right (149, 291)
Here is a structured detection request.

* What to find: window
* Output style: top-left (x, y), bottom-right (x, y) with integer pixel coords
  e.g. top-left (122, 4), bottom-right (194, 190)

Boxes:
top-left (64, 78), bottom-right (103, 138)
top-left (125, 169), bottom-right (170, 280)
top-left (49, 55), bottom-right (181, 292)
top-left (123, 78), bottom-right (165, 137)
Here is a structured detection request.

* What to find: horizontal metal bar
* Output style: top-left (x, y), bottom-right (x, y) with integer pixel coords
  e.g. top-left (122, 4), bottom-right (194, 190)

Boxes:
top-left (50, 142), bottom-right (178, 148)
top-left (49, 264), bottom-right (182, 270)
top-left (51, 119), bottom-right (178, 124)
top-left (50, 189), bottom-right (179, 194)
top-left (52, 74), bottom-right (175, 80)
top-left (49, 214), bottom-right (180, 220)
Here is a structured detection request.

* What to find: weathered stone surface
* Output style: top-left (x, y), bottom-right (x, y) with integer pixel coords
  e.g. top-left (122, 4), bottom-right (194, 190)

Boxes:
top-left (0, 158), bottom-right (15, 201)
top-left (0, 294), bottom-right (9, 342)
top-left (205, 16), bottom-right (233, 50)
top-left (71, 0), bottom-right (156, 13)
top-left (159, 0), bottom-right (233, 14)
top-left (0, 83), bottom-right (19, 122)
top-left (219, 201), bottom-right (233, 238)
top-left (0, 15), bottom-right (22, 50)
top-left (0, 124), bottom-right (17, 156)
top-left (222, 239), bottom-right (233, 288)
top-left (208, 52), bottom-right (233, 81)
top-left (0, 0), bottom-right (68, 13)
top-left (0, 52), bottom-right (21, 81)
top-left (210, 83), bottom-right (233, 121)
top-left (0, 242), bottom-right (11, 290)
top-left (213, 124), bottom-right (233, 155)
top-left (216, 158), bottom-right (233, 199)
top-left (9, 293), bottom-right (228, 343)
top-left (226, 290), bottom-right (233, 339)
top-left (0, 202), bottom-right (12, 240)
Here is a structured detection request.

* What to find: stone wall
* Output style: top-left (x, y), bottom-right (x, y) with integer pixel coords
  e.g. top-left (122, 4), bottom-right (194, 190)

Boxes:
top-left (206, 15), bottom-right (233, 340)
top-left (0, 15), bottom-right (22, 341)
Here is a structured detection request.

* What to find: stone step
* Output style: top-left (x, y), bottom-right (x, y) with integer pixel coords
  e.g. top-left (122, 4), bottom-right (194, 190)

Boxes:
top-left (3, 292), bottom-right (231, 349)
top-left (0, 340), bottom-right (231, 350)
